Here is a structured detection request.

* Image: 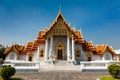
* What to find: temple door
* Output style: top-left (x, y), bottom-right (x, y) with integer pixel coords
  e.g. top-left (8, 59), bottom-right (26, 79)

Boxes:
top-left (58, 49), bottom-right (62, 60)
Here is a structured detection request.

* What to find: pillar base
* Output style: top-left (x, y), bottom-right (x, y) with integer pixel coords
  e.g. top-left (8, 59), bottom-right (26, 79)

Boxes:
top-left (67, 60), bottom-right (75, 65)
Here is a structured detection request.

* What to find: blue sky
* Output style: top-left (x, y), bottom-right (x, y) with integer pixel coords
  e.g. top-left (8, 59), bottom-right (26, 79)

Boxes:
top-left (0, 0), bottom-right (120, 49)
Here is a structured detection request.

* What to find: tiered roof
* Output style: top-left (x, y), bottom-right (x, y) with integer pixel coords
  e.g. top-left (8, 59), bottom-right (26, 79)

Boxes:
top-left (37, 31), bottom-right (45, 44)
top-left (4, 12), bottom-right (115, 55)
top-left (76, 31), bottom-right (84, 44)
top-left (87, 41), bottom-right (95, 51)
top-left (4, 44), bottom-right (26, 55)
top-left (25, 31), bottom-right (45, 52)
top-left (94, 44), bottom-right (115, 55)
top-left (26, 42), bottom-right (33, 51)
top-left (5, 30), bottom-right (45, 54)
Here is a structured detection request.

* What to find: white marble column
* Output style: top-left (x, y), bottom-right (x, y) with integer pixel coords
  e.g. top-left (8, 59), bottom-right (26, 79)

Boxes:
top-left (45, 39), bottom-right (48, 61)
top-left (102, 56), bottom-right (105, 60)
top-left (26, 54), bottom-right (28, 61)
top-left (72, 36), bottom-right (75, 61)
top-left (49, 36), bottom-right (53, 60)
top-left (37, 46), bottom-right (40, 61)
top-left (67, 36), bottom-right (70, 61)
top-left (15, 54), bottom-right (17, 60)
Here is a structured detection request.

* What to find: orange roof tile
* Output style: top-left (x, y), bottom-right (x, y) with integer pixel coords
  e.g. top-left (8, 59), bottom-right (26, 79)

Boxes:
top-left (37, 31), bottom-right (45, 44)
top-left (32, 40), bottom-right (38, 50)
top-left (108, 46), bottom-right (115, 55)
top-left (76, 31), bottom-right (84, 44)
top-left (4, 47), bottom-right (12, 54)
top-left (95, 45), bottom-right (107, 54)
top-left (94, 44), bottom-right (115, 55)
top-left (21, 48), bottom-right (27, 54)
top-left (4, 44), bottom-right (27, 55)
top-left (37, 39), bottom-right (45, 44)
top-left (87, 41), bottom-right (95, 51)
top-left (87, 41), bottom-right (93, 47)
top-left (26, 42), bottom-right (33, 51)
top-left (37, 31), bottom-right (45, 39)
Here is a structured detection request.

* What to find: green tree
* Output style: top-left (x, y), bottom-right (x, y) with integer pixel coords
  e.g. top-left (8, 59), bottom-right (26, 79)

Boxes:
top-left (108, 64), bottom-right (120, 78)
top-left (0, 66), bottom-right (16, 80)
top-left (0, 45), bottom-right (7, 60)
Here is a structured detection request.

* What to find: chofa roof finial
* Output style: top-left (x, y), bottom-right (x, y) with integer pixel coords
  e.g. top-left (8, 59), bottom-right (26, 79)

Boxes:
top-left (59, 5), bottom-right (62, 13)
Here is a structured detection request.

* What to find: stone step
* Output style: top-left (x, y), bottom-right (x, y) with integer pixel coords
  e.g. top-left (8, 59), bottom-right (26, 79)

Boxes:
top-left (39, 60), bottom-right (80, 71)
top-left (40, 65), bottom-right (80, 70)
top-left (54, 60), bottom-right (67, 64)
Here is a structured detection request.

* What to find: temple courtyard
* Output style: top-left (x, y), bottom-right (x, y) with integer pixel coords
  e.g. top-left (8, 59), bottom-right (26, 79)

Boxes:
top-left (14, 71), bottom-right (110, 80)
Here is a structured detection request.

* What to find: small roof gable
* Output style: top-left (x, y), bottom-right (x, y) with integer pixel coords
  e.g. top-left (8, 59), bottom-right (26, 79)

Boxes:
top-left (32, 40), bottom-right (38, 50)
top-left (76, 31), bottom-right (84, 44)
top-left (26, 42), bottom-right (33, 51)
top-left (94, 44), bottom-right (115, 55)
top-left (87, 41), bottom-right (95, 51)
top-left (4, 44), bottom-right (26, 55)
top-left (95, 44), bottom-right (107, 54)
top-left (108, 46), bottom-right (116, 55)
top-left (37, 31), bottom-right (45, 39)
top-left (36, 31), bottom-right (45, 44)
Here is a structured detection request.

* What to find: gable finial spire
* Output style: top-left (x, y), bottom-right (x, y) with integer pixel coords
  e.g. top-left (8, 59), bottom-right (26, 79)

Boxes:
top-left (59, 5), bottom-right (62, 13)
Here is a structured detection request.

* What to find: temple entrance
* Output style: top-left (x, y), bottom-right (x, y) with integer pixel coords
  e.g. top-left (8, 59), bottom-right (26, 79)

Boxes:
top-left (56, 42), bottom-right (64, 60)
top-left (29, 56), bottom-right (32, 61)
top-left (58, 49), bottom-right (62, 60)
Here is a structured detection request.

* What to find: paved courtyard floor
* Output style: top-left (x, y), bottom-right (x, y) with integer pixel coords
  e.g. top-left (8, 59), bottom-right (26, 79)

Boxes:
top-left (15, 71), bottom-right (110, 80)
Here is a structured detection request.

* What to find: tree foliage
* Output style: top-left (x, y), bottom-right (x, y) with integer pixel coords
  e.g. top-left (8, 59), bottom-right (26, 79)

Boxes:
top-left (0, 66), bottom-right (16, 80)
top-left (108, 64), bottom-right (120, 78)
top-left (0, 44), bottom-right (7, 60)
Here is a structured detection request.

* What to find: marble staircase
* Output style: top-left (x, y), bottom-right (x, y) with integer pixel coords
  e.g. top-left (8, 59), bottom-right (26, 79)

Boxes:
top-left (39, 60), bottom-right (80, 71)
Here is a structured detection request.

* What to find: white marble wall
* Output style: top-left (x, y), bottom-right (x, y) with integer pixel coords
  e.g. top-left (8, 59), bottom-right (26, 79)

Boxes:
top-left (102, 52), bottom-right (113, 60)
top-left (82, 51), bottom-right (88, 61)
top-left (17, 55), bottom-right (26, 60)
top-left (93, 55), bottom-right (102, 61)
top-left (33, 51), bottom-right (37, 61)
top-left (6, 52), bottom-right (17, 60)
top-left (74, 44), bottom-right (88, 61)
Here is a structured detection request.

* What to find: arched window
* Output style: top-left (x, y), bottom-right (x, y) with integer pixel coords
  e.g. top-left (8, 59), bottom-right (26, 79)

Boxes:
top-left (103, 52), bottom-right (112, 60)
top-left (75, 49), bottom-right (80, 59)
top-left (28, 53), bottom-right (33, 61)
top-left (87, 53), bottom-right (92, 61)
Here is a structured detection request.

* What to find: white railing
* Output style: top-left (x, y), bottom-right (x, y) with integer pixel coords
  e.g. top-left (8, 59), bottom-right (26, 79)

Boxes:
top-left (3, 60), bottom-right (40, 72)
top-left (80, 60), bottom-right (120, 71)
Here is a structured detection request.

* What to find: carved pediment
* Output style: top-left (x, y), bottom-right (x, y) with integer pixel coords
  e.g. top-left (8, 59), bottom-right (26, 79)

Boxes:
top-left (52, 15), bottom-right (68, 30)
top-left (43, 12), bottom-right (77, 38)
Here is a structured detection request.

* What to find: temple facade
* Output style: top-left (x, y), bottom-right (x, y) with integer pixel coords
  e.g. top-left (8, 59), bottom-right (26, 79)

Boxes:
top-left (4, 12), bottom-right (116, 64)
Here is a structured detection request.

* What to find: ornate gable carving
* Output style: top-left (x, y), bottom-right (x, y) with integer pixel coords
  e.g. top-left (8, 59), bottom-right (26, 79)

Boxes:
top-left (52, 16), bottom-right (67, 30)
top-left (43, 12), bottom-right (77, 38)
